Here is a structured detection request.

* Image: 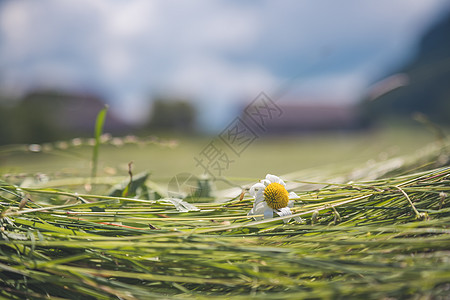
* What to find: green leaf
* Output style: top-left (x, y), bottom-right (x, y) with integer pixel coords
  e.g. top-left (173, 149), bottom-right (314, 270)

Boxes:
top-left (91, 105), bottom-right (108, 178)
top-left (108, 172), bottom-right (150, 198)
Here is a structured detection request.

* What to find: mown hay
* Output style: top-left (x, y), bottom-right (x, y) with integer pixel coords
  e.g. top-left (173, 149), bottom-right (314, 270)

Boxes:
top-left (1, 139), bottom-right (449, 299)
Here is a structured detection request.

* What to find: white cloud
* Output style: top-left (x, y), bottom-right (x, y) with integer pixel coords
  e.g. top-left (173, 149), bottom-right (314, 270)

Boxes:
top-left (0, 0), bottom-right (449, 129)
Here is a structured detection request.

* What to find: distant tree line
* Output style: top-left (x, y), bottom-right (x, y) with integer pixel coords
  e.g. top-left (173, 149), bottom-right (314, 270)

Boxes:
top-left (146, 98), bottom-right (196, 133)
top-left (0, 91), bottom-right (197, 145)
top-left (0, 91), bottom-right (73, 145)
top-left (361, 11), bottom-right (450, 126)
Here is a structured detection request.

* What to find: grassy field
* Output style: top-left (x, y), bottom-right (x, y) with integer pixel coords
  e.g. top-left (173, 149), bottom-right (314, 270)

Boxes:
top-left (0, 125), bottom-right (438, 182)
top-left (1, 125), bottom-right (449, 299)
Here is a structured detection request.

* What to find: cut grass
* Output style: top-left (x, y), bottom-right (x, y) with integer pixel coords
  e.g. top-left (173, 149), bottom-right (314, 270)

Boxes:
top-left (0, 131), bottom-right (449, 299)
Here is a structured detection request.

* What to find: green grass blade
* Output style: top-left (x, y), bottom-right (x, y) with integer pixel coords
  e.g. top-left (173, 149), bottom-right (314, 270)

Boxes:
top-left (91, 105), bottom-right (108, 179)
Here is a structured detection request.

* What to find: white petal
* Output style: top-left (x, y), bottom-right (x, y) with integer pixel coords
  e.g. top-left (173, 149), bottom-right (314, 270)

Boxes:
top-left (248, 201), bottom-right (269, 221)
top-left (261, 179), bottom-right (271, 186)
top-left (293, 216), bottom-right (304, 223)
top-left (265, 174), bottom-right (279, 183)
top-left (247, 208), bottom-right (262, 221)
top-left (289, 191), bottom-right (299, 199)
top-left (286, 198), bottom-right (303, 222)
top-left (248, 202), bottom-right (260, 214)
top-left (265, 174), bottom-right (286, 186)
top-left (161, 198), bottom-right (200, 212)
top-left (276, 207), bottom-right (292, 223)
top-left (276, 207), bottom-right (292, 217)
top-left (264, 206), bottom-right (274, 219)
top-left (255, 194), bottom-right (265, 206)
top-left (249, 183), bottom-right (265, 198)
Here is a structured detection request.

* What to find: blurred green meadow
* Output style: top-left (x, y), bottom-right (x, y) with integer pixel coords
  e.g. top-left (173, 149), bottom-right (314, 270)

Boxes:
top-left (1, 125), bottom-right (438, 186)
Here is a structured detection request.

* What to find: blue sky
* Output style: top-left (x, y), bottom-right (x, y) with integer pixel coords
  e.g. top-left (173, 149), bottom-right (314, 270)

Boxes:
top-left (0, 0), bottom-right (449, 131)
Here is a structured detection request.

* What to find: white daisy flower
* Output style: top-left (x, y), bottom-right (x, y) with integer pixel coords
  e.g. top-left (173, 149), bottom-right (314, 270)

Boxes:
top-left (247, 174), bottom-right (302, 223)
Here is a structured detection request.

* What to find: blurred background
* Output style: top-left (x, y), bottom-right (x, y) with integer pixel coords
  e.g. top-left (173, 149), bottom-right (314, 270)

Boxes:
top-left (1, 0), bottom-right (450, 182)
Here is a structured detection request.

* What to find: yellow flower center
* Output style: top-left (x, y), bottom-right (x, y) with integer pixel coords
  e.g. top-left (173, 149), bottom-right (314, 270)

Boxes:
top-left (264, 182), bottom-right (289, 209)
